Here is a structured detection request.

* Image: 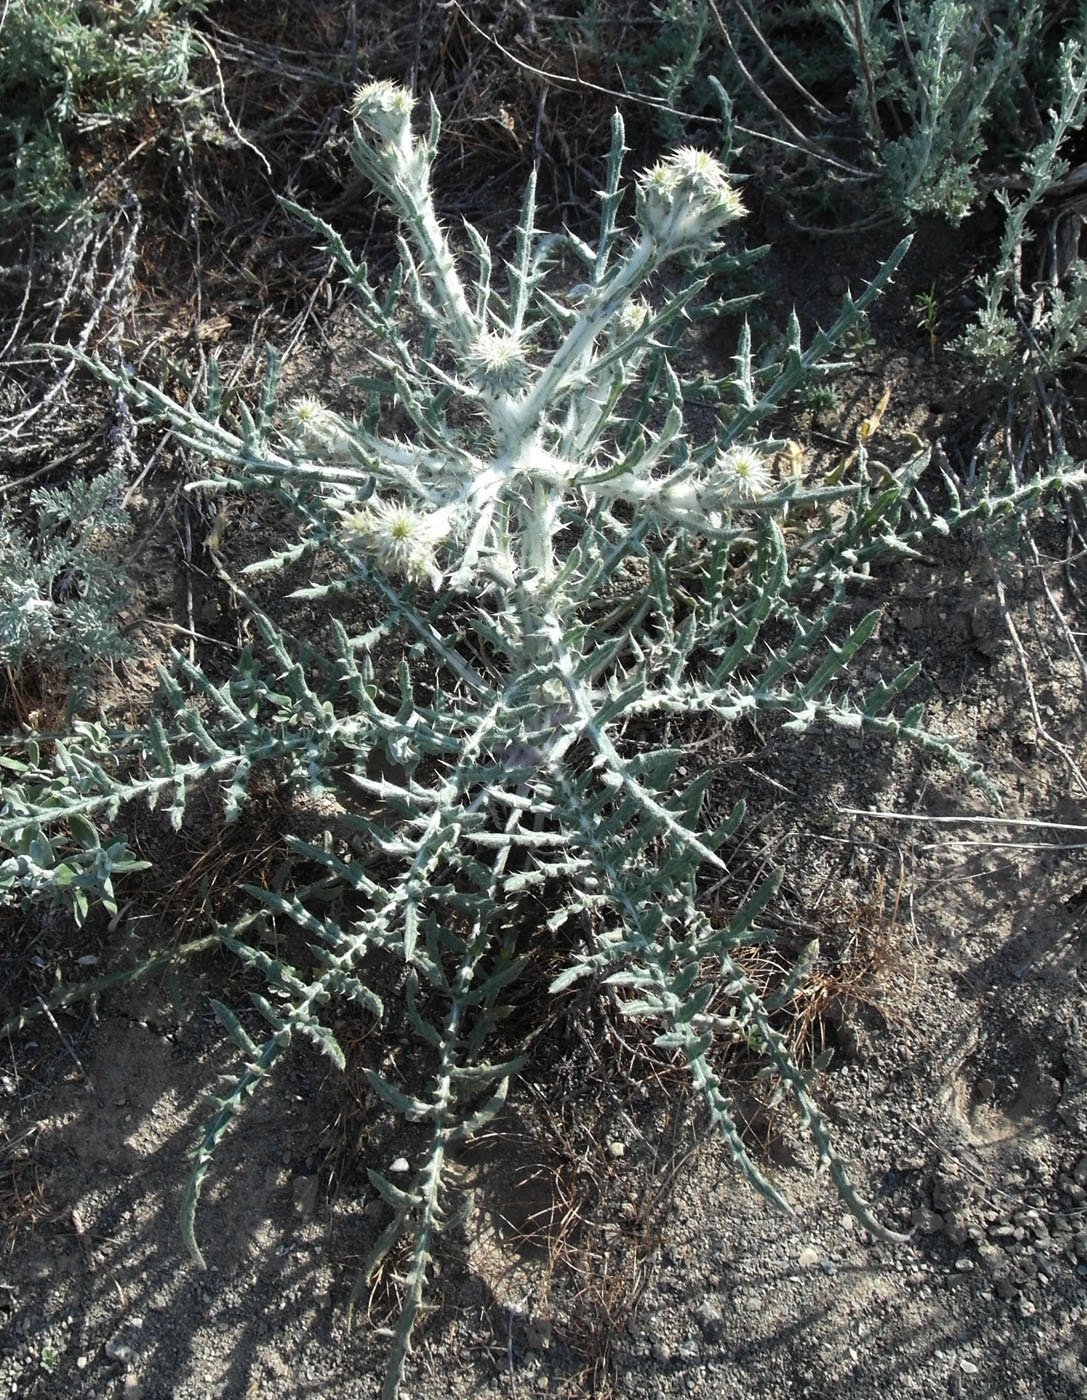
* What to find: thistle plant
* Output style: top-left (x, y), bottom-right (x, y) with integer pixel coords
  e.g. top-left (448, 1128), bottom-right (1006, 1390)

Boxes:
top-left (7, 83), bottom-right (1087, 1398)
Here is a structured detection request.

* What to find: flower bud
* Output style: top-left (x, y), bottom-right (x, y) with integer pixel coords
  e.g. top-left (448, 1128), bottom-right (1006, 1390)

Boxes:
top-left (282, 396), bottom-right (353, 457)
top-left (351, 81), bottom-right (414, 145)
top-left (615, 297), bottom-right (651, 337)
top-left (637, 147), bottom-right (745, 250)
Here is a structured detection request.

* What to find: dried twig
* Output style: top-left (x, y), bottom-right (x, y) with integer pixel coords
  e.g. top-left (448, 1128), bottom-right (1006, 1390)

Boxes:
top-left (704, 0), bottom-right (870, 177)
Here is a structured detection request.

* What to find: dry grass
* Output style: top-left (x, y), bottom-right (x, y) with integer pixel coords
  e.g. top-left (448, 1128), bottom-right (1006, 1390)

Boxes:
top-left (0, 1124), bottom-right (51, 1257)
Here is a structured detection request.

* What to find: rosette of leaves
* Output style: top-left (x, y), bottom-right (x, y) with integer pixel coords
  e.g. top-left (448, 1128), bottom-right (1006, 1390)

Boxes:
top-left (11, 84), bottom-right (1087, 1399)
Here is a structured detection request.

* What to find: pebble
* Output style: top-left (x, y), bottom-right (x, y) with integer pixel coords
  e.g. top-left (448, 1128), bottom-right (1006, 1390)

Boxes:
top-left (943, 1211), bottom-right (969, 1245)
top-left (105, 1337), bottom-right (137, 1367)
top-left (292, 1176), bottom-right (318, 1218)
top-left (389, 1158), bottom-right (410, 1175)
top-left (959, 1359), bottom-right (978, 1374)
top-left (526, 1318), bottom-right (552, 1351)
top-left (607, 1140), bottom-right (625, 1159)
top-left (912, 1205), bottom-right (943, 1235)
top-left (798, 1246), bottom-right (819, 1269)
top-left (695, 1300), bottom-right (725, 1343)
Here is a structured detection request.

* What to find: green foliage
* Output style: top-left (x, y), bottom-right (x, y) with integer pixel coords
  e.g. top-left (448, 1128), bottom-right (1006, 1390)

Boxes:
top-left (0, 465), bottom-right (141, 924)
top-left (0, 727), bottom-right (149, 926)
top-left (565, 0), bottom-right (1082, 224)
top-left (0, 465), bottom-right (133, 692)
top-left (0, 0), bottom-right (203, 241)
top-left (844, 0), bottom-right (1049, 220)
top-left (6, 89), bottom-right (1086, 1398)
top-left (954, 27), bottom-right (1087, 393)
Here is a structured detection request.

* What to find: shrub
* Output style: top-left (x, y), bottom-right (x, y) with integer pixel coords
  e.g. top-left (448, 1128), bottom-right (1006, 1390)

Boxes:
top-left (0, 0), bottom-right (202, 242)
top-left (0, 464), bottom-right (132, 693)
top-left (562, 0), bottom-right (1083, 225)
top-left (955, 26), bottom-right (1087, 401)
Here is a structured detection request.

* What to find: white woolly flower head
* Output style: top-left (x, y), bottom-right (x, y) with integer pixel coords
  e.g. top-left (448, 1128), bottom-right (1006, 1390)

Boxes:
top-left (637, 147), bottom-right (745, 250)
top-left (340, 497), bottom-right (450, 588)
top-left (282, 396), bottom-right (350, 455)
top-left (614, 297), bottom-right (652, 338)
top-left (351, 81), bottom-right (414, 144)
top-left (466, 328), bottom-right (532, 395)
top-left (713, 444), bottom-right (772, 505)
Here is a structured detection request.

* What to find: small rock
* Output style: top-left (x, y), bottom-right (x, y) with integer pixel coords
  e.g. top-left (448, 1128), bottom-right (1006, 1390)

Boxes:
top-left (976, 1243), bottom-right (1002, 1269)
top-left (1018, 1297), bottom-right (1036, 1318)
top-left (959, 1359), bottom-right (978, 1374)
top-left (943, 1211), bottom-right (969, 1246)
top-left (912, 1205), bottom-right (944, 1235)
top-left (695, 1301), bottom-right (725, 1343)
top-left (526, 1318), bottom-right (552, 1351)
top-left (389, 1158), bottom-right (410, 1175)
top-left (1073, 1157), bottom-right (1087, 1188)
top-left (122, 1378), bottom-right (143, 1400)
top-left (105, 1335), bottom-right (136, 1367)
top-left (292, 1176), bottom-right (318, 1219)
top-left (607, 1140), bottom-right (625, 1159)
top-left (798, 1246), bottom-right (819, 1269)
